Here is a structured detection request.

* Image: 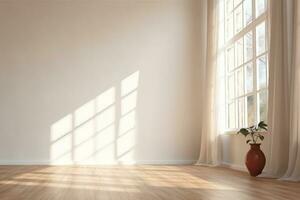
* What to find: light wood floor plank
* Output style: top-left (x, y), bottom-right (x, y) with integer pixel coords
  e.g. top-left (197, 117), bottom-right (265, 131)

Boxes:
top-left (0, 165), bottom-right (298, 200)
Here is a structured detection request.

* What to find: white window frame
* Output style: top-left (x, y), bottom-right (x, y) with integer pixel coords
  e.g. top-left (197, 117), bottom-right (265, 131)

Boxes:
top-left (218, 0), bottom-right (269, 134)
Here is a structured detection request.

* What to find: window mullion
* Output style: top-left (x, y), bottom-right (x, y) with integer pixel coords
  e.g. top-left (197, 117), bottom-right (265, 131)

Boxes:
top-left (253, 0), bottom-right (258, 126)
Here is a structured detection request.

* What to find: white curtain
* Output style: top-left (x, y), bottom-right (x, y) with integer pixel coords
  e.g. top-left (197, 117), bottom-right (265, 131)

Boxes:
top-left (197, 0), bottom-right (221, 166)
top-left (282, 0), bottom-right (300, 181)
top-left (267, 0), bottom-right (300, 181)
top-left (197, 0), bottom-right (300, 178)
top-left (266, 0), bottom-right (291, 177)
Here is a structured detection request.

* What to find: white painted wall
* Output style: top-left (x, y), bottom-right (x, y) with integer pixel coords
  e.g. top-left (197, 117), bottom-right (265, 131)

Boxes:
top-left (0, 0), bottom-right (201, 164)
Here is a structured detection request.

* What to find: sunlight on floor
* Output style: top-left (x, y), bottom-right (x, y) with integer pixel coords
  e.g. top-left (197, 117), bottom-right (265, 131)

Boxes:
top-left (0, 166), bottom-right (238, 192)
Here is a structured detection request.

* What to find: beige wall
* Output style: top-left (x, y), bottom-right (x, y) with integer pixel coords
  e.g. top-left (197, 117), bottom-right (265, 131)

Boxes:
top-left (0, 0), bottom-right (270, 168)
top-left (0, 0), bottom-right (201, 164)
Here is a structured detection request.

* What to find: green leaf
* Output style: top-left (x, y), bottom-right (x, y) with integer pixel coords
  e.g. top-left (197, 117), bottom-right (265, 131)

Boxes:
top-left (261, 127), bottom-right (268, 131)
top-left (258, 121), bottom-right (264, 126)
top-left (259, 135), bottom-right (264, 141)
top-left (260, 123), bottom-right (267, 128)
top-left (238, 128), bottom-right (249, 137)
top-left (258, 121), bottom-right (268, 131)
top-left (253, 126), bottom-right (259, 132)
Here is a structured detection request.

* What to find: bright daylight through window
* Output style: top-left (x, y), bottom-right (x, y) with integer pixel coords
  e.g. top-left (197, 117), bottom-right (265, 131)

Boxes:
top-left (218, 0), bottom-right (268, 132)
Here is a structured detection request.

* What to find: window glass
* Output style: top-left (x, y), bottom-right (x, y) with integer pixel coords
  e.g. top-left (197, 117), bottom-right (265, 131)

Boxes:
top-left (235, 4), bottom-right (243, 33)
top-left (256, 22), bottom-right (266, 55)
top-left (256, 0), bottom-right (266, 18)
top-left (258, 90), bottom-right (267, 122)
top-left (244, 0), bottom-right (252, 25)
top-left (235, 38), bottom-right (244, 67)
top-left (218, 0), bottom-right (268, 131)
top-left (247, 95), bottom-right (255, 126)
top-left (257, 55), bottom-right (267, 89)
top-left (245, 63), bottom-right (253, 93)
top-left (244, 31), bottom-right (253, 62)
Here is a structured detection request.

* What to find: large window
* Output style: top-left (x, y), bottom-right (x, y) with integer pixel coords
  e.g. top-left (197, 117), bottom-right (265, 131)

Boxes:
top-left (218, 0), bottom-right (268, 131)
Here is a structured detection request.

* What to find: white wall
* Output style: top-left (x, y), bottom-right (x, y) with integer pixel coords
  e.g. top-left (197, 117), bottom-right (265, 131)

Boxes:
top-left (0, 0), bottom-right (201, 164)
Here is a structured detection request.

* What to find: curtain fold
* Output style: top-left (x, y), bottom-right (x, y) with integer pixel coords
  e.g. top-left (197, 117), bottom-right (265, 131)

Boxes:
top-left (266, 0), bottom-right (290, 177)
top-left (197, 0), bottom-right (220, 166)
top-left (281, 0), bottom-right (300, 181)
top-left (197, 0), bottom-right (300, 179)
top-left (267, 0), bottom-right (300, 181)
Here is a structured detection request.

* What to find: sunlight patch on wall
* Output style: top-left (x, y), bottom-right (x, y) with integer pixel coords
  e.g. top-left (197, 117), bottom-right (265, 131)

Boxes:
top-left (121, 91), bottom-right (138, 115)
top-left (96, 88), bottom-right (116, 112)
top-left (121, 71), bottom-right (139, 97)
top-left (50, 71), bottom-right (139, 164)
top-left (117, 71), bottom-right (139, 162)
top-left (51, 115), bottom-right (72, 142)
top-left (50, 115), bottom-right (72, 163)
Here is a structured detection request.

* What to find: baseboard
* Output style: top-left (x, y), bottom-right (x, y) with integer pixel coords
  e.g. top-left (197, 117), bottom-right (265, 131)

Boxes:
top-left (0, 160), bottom-right (197, 166)
top-left (0, 160), bottom-right (51, 165)
top-left (133, 160), bottom-right (197, 165)
top-left (220, 162), bottom-right (247, 172)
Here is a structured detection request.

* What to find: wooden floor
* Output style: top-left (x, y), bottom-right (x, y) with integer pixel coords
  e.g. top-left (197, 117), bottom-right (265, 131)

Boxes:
top-left (0, 165), bottom-right (299, 200)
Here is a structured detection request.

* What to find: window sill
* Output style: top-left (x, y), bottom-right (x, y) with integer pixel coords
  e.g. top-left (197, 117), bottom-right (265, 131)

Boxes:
top-left (220, 130), bottom-right (269, 136)
top-left (220, 130), bottom-right (238, 135)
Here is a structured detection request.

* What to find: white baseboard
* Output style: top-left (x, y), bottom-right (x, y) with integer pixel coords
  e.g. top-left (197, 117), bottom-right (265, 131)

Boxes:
top-left (220, 162), bottom-right (247, 172)
top-left (0, 160), bottom-right (197, 166)
top-left (133, 160), bottom-right (197, 165)
top-left (0, 160), bottom-right (51, 165)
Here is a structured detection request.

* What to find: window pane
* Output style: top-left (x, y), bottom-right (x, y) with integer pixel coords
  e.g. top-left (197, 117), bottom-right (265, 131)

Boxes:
top-left (219, 22), bottom-right (225, 48)
top-left (226, 0), bottom-right (234, 13)
top-left (258, 90), bottom-right (267, 122)
top-left (244, 31), bottom-right (253, 62)
top-left (235, 38), bottom-right (243, 67)
top-left (234, 4), bottom-right (243, 33)
top-left (228, 102), bottom-right (236, 128)
top-left (236, 67), bottom-right (244, 96)
top-left (244, 0), bottom-right (252, 25)
top-left (247, 95), bottom-right (255, 126)
top-left (245, 63), bottom-right (253, 93)
top-left (234, 0), bottom-right (242, 7)
top-left (219, 77), bottom-right (226, 103)
top-left (238, 98), bottom-right (245, 127)
top-left (228, 74), bottom-right (235, 99)
top-left (257, 55), bottom-right (267, 89)
top-left (256, 0), bottom-right (266, 18)
top-left (217, 52), bottom-right (225, 77)
top-left (226, 13), bottom-right (234, 40)
top-left (219, 0), bottom-right (225, 22)
top-left (227, 46), bottom-right (235, 72)
top-left (256, 21), bottom-right (266, 55)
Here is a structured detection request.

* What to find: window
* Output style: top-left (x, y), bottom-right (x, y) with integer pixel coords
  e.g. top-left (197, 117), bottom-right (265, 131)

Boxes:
top-left (217, 0), bottom-right (268, 132)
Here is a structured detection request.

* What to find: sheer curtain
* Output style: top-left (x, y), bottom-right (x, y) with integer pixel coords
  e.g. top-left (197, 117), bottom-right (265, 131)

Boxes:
top-left (266, 0), bottom-right (300, 181)
top-left (265, 0), bottom-right (291, 177)
top-left (282, 0), bottom-right (300, 181)
top-left (196, 0), bottom-right (221, 166)
top-left (197, 0), bottom-right (300, 178)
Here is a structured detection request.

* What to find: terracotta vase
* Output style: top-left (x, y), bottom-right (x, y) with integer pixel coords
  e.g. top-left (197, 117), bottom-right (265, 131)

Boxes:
top-left (245, 144), bottom-right (266, 177)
